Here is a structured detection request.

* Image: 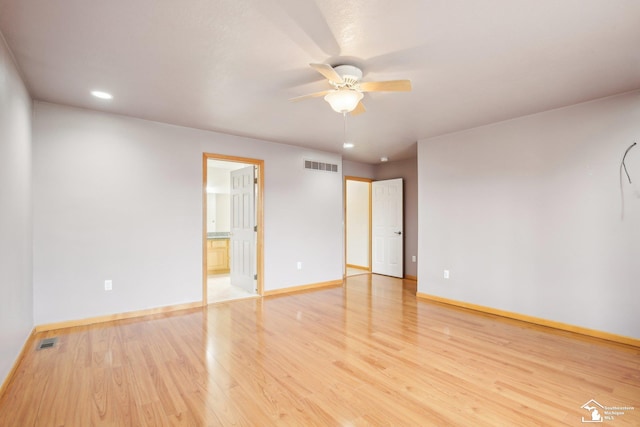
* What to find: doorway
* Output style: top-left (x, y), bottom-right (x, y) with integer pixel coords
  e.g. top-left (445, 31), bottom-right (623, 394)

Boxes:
top-left (345, 176), bottom-right (372, 277)
top-left (203, 154), bottom-right (264, 304)
top-left (345, 176), bottom-right (404, 279)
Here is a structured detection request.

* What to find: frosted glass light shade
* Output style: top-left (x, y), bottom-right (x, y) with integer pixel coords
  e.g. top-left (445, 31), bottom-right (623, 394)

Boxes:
top-left (324, 90), bottom-right (363, 113)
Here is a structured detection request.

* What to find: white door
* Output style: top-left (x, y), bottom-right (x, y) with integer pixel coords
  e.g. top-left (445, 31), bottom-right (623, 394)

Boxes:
top-left (230, 165), bottom-right (256, 293)
top-left (372, 178), bottom-right (403, 278)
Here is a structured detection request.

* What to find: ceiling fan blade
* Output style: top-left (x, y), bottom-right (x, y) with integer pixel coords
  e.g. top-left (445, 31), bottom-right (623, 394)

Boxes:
top-left (359, 80), bottom-right (412, 92)
top-left (350, 101), bottom-right (366, 115)
top-left (289, 90), bottom-right (332, 102)
top-left (310, 63), bottom-right (344, 83)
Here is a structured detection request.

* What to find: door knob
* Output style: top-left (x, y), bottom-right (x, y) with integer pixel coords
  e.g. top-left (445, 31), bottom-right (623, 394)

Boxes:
top-left (394, 231), bottom-right (402, 235)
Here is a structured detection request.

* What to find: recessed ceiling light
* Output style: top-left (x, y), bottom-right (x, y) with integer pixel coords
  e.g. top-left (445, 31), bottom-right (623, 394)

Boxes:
top-left (91, 90), bottom-right (113, 100)
top-left (343, 142), bottom-right (355, 149)
top-left (380, 157), bottom-right (389, 162)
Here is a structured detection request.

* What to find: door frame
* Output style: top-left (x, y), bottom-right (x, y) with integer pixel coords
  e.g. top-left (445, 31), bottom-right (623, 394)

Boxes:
top-left (344, 176), bottom-right (372, 275)
top-left (202, 153), bottom-right (264, 304)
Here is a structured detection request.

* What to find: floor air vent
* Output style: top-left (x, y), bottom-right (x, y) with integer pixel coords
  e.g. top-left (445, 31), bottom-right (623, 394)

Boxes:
top-left (36, 337), bottom-right (58, 350)
top-left (304, 159), bottom-right (339, 173)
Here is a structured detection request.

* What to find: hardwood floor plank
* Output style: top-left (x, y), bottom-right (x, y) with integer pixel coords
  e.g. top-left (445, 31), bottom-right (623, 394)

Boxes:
top-left (1, 274), bottom-right (638, 426)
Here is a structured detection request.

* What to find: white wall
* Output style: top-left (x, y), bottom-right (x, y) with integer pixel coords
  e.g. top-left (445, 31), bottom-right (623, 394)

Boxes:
top-left (343, 160), bottom-right (375, 179)
top-left (257, 141), bottom-right (343, 290)
top-left (206, 164), bottom-right (239, 232)
top-left (33, 102), bottom-right (343, 324)
top-left (418, 91), bottom-right (640, 338)
top-left (0, 35), bottom-right (33, 387)
top-left (206, 167), bottom-right (231, 194)
top-left (346, 180), bottom-right (370, 268)
top-left (206, 194), bottom-right (216, 232)
top-left (215, 194), bottom-right (230, 232)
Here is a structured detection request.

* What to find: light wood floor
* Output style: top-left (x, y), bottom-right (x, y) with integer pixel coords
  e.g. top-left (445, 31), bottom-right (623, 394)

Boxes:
top-left (1, 275), bottom-right (638, 426)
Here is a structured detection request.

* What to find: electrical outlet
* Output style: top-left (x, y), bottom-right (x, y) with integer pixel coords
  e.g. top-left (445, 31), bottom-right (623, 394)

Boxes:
top-left (443, 270), bottom-right (450, 279)
top-left (297, 262), bottom-right (302, 270)
top-left (412, 255), bottom-right (416, 262)
top-left (104, 280), bottom-right (113, 291)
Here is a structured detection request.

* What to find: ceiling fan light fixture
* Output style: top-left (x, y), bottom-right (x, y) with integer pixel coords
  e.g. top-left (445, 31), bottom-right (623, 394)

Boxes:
top-left (324, 90), bottom-right (363, 113)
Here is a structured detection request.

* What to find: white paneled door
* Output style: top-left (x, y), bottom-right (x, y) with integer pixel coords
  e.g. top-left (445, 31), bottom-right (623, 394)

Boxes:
top-left (372, 178), bottom-right (403, 278)
top-left (230, 165), bottom-right (256, 293)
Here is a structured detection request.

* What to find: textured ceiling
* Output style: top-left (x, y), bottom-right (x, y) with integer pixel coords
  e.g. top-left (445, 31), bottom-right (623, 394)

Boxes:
top-left (1, 0), bottom-right (639, 164)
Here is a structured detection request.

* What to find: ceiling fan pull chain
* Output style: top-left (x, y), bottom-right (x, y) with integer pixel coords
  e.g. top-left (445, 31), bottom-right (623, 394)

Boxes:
top-left (343, 111), bottom-right (348, 143)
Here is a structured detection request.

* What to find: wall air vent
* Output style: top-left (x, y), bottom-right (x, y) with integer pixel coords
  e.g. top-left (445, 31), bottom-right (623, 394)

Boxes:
top-left (36, 337), bottom-right (58, 350)
top-left (304, 159), bottom-right (339, 173)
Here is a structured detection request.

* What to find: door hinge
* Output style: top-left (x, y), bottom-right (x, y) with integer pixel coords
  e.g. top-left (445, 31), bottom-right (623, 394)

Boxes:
top-left (254, 225), bottom-right (257, 232)
top-left (254, 177), bottom-right (258, 184)
top-left (254, 274), bottom-right (258, 280)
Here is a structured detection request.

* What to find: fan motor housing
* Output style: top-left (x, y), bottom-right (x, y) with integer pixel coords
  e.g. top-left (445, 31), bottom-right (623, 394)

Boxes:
top-left (333, 65), bottom-right (363, 85)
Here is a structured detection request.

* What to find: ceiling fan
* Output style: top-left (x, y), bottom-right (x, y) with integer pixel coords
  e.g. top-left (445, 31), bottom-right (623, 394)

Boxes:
top-left (290, 63), bottom-right (411, 115)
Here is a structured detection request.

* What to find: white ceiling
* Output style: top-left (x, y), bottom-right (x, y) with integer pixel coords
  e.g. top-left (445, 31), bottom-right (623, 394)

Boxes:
top-left (1, 0), bottom-right (639, 164)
